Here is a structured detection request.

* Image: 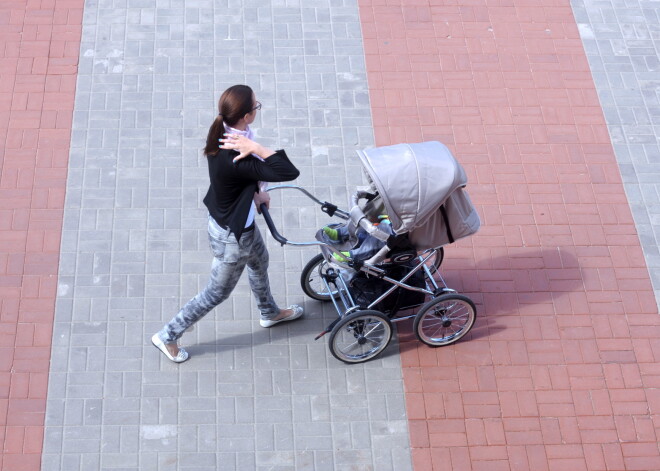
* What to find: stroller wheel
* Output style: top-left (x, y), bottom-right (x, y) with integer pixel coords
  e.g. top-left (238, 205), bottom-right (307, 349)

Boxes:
top-left (300, 254), bottom-right (340, 301)
top-left (414, 294), bottom-right (476, 347)
top-left (329, 310), bottom-right (393, 364)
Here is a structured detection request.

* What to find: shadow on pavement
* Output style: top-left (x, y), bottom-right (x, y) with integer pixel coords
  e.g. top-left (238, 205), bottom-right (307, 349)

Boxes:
top-left (183, 247), bottom-right (584, 364)
top-left (396, 247), bottom-right (583, 354)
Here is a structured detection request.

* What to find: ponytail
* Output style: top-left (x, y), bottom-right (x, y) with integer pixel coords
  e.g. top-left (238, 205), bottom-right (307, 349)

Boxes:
top-left (203, 114), bottom-right (224, 156)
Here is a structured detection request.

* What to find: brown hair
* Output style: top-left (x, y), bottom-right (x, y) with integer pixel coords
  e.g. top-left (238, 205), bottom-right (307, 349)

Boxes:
top-left (203, 85), bottom-right (255, 156)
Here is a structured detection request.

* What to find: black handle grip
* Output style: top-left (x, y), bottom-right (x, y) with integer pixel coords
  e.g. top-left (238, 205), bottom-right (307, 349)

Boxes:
top-left (260, 203), bottom-right (288, 246)
top-left (321, 202), bottom-right (337, 217)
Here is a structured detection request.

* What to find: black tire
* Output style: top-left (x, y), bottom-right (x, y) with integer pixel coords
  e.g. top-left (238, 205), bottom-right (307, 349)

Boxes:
top-left (300, 254), bottom-right (339, 301)
top-left (328, 310), bottom-right (393, 364)
top-left (413, 294), bottom-right (476, 347)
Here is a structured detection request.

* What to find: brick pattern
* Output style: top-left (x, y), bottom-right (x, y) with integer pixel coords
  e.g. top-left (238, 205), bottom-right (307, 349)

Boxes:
top-left (0, 1), bottom-right (83, 471)
top-left (571, 0), bottom-right (660, 310)
top-left (42, 1), bottom-right (412, 470)
top-left (357, 0), bottom-right (660, 469)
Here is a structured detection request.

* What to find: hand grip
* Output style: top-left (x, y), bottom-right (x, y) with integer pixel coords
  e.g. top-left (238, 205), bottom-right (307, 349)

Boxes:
top-left (259, 203), bottom-right (288, 246)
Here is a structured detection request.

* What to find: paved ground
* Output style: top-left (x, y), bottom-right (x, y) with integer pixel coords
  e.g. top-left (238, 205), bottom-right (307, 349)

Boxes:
top-left (0, 0), bottom-right (659, 470)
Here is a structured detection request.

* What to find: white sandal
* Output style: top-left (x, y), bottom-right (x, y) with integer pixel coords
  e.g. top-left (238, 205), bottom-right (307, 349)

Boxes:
top-left (260, 305), bottom-right (304, 328)
top-left (151, 334), bottom-right (189, 363)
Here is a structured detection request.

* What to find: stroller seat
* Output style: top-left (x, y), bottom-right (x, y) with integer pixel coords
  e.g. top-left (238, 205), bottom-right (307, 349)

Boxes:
top-left (316, 190), bottom-right (422, 268)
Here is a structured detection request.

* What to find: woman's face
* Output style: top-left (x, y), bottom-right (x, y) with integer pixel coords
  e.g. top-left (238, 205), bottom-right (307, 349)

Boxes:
top-left (245, 93), bottom-right (259, 125)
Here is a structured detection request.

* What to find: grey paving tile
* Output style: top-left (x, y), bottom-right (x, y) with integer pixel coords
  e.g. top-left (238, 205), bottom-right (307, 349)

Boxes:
top-left (46, 1), bottom-right (412, 470)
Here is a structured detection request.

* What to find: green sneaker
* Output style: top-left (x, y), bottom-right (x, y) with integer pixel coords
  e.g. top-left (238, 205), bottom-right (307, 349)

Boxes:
top-left (323, 226), bottom-right (339, 241)
top-left (332, 251), bottom-right (350, 262)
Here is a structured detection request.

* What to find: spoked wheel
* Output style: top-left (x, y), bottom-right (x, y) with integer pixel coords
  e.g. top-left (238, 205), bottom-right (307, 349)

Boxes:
top-left (329, 310), bottom-right (393, 364)
top-left (300, 254), bottom-right (339, 301)
top-left (414, 294), bottom-right (476, 347)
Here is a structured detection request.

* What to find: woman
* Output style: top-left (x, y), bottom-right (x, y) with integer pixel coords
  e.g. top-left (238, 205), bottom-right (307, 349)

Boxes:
top-left (152, 85), bottom-right (303, 363)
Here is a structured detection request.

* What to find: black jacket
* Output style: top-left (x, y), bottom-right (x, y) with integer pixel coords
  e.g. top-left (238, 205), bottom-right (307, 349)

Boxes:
top-left (203, 149), bottom-right (300, 240)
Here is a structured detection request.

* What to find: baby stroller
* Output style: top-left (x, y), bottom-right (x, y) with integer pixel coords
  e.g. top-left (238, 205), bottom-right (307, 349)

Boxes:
top-left (260, 141), bottom-right (481, 363)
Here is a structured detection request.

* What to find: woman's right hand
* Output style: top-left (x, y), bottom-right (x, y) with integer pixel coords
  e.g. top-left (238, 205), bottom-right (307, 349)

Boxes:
top-left (219, 133), bottom-right (275, 163)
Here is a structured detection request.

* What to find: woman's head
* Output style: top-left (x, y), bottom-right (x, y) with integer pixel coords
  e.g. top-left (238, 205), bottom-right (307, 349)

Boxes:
top-left (204, 85), bottom-right (259, 156)
top-left (218, 85), bottom-right (256, 127)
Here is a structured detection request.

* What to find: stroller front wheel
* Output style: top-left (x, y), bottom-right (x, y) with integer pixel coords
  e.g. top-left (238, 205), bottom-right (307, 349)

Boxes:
top-left (329, 310), bottom-right (393, 364)
top-left (414, 294), bottom-right (476, 347)
top-left (300, 254), bottom-right (340, 301)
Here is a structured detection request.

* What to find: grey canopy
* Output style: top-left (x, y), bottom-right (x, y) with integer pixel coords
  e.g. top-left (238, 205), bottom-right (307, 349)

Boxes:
top-left (356, 141), bottom-right (480, 250)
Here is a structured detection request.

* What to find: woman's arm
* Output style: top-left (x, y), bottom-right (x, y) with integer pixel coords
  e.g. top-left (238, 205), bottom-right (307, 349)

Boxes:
top-left (238, 150), bottom-right (300, 182)
top-left (220, 133), bottom-right (300, 182)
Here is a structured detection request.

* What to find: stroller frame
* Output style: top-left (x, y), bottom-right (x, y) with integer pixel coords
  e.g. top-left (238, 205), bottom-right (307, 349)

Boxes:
top-left (260, 184), bottom-right (477, 364)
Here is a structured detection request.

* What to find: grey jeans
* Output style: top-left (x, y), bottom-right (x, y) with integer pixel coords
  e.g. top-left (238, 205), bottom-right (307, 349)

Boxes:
top-left (157, 215), bottom-right (279, 343)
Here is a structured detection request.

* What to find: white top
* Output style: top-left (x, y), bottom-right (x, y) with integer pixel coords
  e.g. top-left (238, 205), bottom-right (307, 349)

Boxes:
top-left (223, 123), bottom-right (268, 228)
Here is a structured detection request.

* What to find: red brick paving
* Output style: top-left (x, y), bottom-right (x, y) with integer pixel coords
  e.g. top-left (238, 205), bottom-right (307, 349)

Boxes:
top-left (0, 1), bottom-right (82, 470)
top-left (358, 1), bottom-right (660, 469)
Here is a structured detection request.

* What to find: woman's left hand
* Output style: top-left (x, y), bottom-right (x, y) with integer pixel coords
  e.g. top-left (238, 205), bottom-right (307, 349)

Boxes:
top-left (254, 190), bottom-right (271, 213)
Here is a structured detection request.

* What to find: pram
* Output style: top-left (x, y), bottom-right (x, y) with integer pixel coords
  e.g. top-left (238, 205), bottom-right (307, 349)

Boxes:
top-left (260, 141), bottom-right (481, 363)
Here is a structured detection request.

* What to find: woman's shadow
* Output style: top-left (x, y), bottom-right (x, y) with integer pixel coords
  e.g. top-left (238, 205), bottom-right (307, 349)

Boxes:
top-left (183, 297), bottom-right (351, 358)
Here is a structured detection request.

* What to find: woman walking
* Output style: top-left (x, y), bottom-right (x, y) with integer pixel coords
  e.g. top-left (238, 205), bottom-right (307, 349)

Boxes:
top-left (152, 85), bottom-right (303, 363)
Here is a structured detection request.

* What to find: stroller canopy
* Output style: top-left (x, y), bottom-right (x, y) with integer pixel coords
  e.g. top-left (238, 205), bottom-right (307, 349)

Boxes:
top-left (356, 141), bottom-right (468, 235)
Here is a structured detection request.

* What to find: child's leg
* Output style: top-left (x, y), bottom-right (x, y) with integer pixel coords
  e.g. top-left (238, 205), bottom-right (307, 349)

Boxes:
top-left (323, 224), bottom-right (349, 243)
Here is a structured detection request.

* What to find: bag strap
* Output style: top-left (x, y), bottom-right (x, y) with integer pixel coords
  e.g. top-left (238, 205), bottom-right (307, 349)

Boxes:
top-left (440, 204), bottom-right (455, 244)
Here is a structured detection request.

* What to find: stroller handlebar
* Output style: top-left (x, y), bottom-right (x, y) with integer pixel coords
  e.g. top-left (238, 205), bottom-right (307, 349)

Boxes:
top-left (267, 185), bottom-right (350, 219)
top-left (259, 203), bottom-right (288, 246)
top-left (258, 202), bottom-right (344, 255)
top-left (259, 184), bottom-right (350, 247)
top-left (259, 186), bottom-right (354, 261)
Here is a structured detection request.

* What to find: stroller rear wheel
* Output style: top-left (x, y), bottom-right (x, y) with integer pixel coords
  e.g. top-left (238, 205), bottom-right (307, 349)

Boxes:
top-left (300, 254), bottom-right (340, 301)
top-left (414, 294), bottom-right (476, 347)
top-left (329, 310), bottom-right (393, 363)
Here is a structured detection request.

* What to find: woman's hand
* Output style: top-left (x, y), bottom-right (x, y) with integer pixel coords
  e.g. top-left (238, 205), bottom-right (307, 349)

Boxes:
top-left (253, 189), bottom-right (271, 214)
top-left (219, 133), bottom-right (275, 163)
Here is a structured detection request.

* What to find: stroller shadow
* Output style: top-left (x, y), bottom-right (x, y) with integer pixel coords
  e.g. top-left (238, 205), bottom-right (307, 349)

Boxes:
top-left (394, 247), bottom-right (584, 354)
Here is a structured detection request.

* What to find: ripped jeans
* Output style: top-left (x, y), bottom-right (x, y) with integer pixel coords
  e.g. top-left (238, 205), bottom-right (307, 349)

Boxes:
top-left (157, 215), bottom-right (279, 343)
